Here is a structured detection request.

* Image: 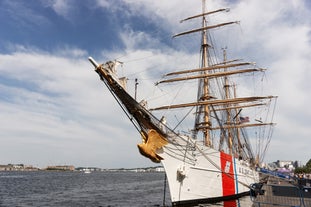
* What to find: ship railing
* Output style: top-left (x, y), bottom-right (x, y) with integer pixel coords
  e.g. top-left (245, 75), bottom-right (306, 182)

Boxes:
top-left (257, 167), bottom-right (292, 180)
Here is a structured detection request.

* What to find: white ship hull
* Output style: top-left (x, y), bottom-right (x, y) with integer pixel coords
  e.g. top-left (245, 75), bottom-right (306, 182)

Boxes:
top-left (159, 136), bottom-right (259, 206)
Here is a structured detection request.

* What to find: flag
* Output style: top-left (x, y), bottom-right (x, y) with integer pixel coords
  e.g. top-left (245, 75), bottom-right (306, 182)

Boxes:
top-left (240, 116), bottom-right (250, 123)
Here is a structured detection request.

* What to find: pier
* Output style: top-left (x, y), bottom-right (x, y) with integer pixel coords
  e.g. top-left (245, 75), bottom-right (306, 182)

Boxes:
top-left (251, 174), bottom-right (311, 207)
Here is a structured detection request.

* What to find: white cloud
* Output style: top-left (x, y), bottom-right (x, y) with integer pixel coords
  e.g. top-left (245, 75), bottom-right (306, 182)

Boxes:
top-left (0, 47), bottom-right (150, 168)
top-left (1, 0), bottom-right (311, 167)
top-left (95, 0), bottom-right (110, 9)
top-left (46, 0), bottom-right (73, 20)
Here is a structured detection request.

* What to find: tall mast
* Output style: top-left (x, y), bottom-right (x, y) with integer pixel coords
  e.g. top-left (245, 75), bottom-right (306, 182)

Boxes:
top-left (201, 0), bottom-right (211, 147)
top-left (157, 0), bottom-right (270, 151)
top-left (233, 83), bottom-right (242, 157)
top-left (223, 48), bottom-right (233, 154)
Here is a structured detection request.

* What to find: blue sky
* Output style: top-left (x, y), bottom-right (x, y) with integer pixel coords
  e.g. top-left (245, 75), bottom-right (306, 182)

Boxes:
top-left (0, 0), bottom-right (174, 56)
top-left (1, 0), bottom-right (311, 168)
top-left (0, 0), bottom-right (130, 54)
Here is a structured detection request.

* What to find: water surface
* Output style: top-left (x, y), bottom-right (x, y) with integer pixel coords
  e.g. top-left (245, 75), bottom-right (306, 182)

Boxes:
top-left (0, 171), bottom-right (252, 206)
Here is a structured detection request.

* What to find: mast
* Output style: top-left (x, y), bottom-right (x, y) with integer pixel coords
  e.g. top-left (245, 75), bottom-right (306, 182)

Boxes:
top-left (223, 48), bottom-right (233, 154)
top-left (154, 0), bottom-right (276, 157)
top-left (233, 83), bottom-right (243, 158)
top-left (201, 0), bottom-right (211, 147)
top-left (169, 1), bottom-right (237, 147)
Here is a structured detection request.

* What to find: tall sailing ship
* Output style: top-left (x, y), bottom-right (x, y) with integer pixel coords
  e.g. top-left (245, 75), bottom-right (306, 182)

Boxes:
top-left (89, 1), bottom-right (277, 206)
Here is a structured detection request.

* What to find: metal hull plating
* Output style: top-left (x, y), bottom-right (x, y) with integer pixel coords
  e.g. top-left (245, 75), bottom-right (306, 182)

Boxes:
top-left (159, 136), bottom-right (259, 205)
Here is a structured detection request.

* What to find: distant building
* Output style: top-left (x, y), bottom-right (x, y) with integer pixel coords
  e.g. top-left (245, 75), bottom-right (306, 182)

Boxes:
top-left (0, 164), bottom-right (13, 171)
top-left (276, 160), bottom-right (290, 168)
top-left (266, 160), bottom-right (299, 171)
top-left (155, 166), bottom-right (165, 172)
top-left (0, 164), bottom-right (39, 171)
top-left (46, 165), bottom-right (75, 171)
top-left (276, 160), bottom-right (295, 170)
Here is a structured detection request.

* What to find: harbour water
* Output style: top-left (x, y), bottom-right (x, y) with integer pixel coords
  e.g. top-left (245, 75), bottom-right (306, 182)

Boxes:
top-left (0, 171), bottom-right (252, 207)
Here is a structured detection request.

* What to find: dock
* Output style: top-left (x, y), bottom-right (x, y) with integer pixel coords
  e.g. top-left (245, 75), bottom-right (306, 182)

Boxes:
top-left (251, 174), bottom-right (311, 207)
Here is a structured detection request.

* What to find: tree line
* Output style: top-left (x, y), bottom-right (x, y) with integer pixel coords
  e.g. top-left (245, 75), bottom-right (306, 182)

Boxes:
top-left (294, 159), bottom-right (311, 174)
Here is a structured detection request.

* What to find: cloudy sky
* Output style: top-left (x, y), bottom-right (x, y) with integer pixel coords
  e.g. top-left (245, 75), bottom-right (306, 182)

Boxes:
top-left (0, 0), bottom-right (310, 169)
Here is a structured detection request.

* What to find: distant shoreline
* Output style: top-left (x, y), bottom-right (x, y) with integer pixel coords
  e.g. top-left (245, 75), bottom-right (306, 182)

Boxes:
top-left (0, 164), bottom-right (164, 172)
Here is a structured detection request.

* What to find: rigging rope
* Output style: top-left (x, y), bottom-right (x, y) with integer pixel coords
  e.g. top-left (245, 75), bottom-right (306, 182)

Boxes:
top-left (173, 106), bottom-right (195, 131)
top-left (100, 75), bottom-right (142, 134)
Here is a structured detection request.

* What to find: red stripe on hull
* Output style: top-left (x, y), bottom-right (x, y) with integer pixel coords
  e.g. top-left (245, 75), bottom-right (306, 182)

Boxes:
top-left (220, 152), bottom-right (235, 196)
top-left (224, 200), bottom-right (237, 207)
